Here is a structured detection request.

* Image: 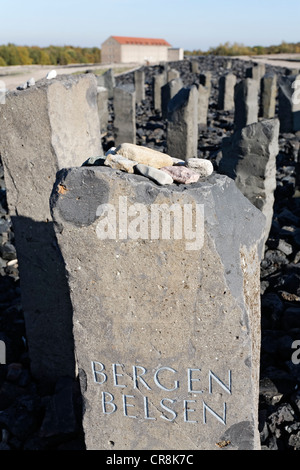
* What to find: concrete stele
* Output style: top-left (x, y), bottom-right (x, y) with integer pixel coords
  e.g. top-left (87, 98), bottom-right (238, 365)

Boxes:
top-left (0, 74), bottom-right (103, 383)
top-left (246, 63), bottom-right (266, 82)
top-left (167, 68), bottom-right (180, 82)
top-left (199, 72), bottom-right (212, 96)
top-left (198, 84), bottom-right (209, 126)
top-left (97, 86), bottom-right (109, 135)
top-left (96, 68), bottom-right (115, 99)
top-left (191, 61), bottom-right (200, 73)
top-left (153, 73), bottom-right (167, 112)
top-left (50, 165), bottom-right (266, 450)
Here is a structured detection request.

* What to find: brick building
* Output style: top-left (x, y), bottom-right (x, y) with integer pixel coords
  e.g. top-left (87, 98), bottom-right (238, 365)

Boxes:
top-left (101, 36), bottom-right (183, 64)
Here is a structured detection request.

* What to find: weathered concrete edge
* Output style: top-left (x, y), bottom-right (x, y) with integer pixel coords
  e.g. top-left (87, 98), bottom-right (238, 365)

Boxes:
top-left (50, 166), bottom-right (266, 293)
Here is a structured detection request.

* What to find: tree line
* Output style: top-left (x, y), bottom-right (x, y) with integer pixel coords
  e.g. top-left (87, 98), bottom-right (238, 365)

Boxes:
top-left (185, 41), bottom-right (300, 56)
top-left (0, 41), bottom-right (299, 66)
top-left (0, 44), bottom-right (101, 66)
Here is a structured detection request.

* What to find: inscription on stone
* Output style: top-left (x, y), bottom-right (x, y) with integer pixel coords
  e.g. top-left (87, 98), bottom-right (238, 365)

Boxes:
top-left (51, 167), bottom-right (265, 450)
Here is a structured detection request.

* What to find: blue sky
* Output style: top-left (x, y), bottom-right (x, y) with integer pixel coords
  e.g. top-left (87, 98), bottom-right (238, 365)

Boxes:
top-left (0, 0), bottom-right (299, 51)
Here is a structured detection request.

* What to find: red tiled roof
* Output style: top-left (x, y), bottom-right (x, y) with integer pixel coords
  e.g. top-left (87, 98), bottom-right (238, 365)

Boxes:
top-left (111, 36), bottom-right (171, 46)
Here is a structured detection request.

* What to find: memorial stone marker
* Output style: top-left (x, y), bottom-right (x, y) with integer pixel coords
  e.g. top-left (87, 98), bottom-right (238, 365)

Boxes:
top-left (234, 78), bottom-right (259, 130)
top-left (225, 59), bottom-right (232, 70)
top-left (218, 74), bottom-right (236, 111)
top-left (50, 163), bottom-right (266, 450)
top-left (0, 74), bottom-right (103, 383)
top-left (153, 73), bottom-right (167, 112)
top-left (167, 68), bottom-right (180, 82)
top-left (219, 118), bottom-right (279, 243)
top-left (97, 86), bottom-right (109, 135)
top-left (296, 146), bottom-right (300, 196)
top-left (96, 68), bottom-right (115, 99)
top-left (134, 68), bottom-right (145, 104)
top-left (246, 63), bottom-right (266, 82)
top-left (0, 340), bottom-right (5, 365)
top-left (113, 86), bottom-right (136, 146)
top-left (191, 61), bottom-right (200, 73)
top-left (167, 85), bottom-right (198, 160)
top-left (285, 68), bottom-right (300, 76)
top-left (161, 77), bottom-right (183, 119)
top-left (278, 74), bottom-right (300, 133)
top-left (199, 72), bottom-right (212, 96)
top-left (198, 84), bottom-right (209, 126)
top-left (261, 74), bottom-right (277, 119)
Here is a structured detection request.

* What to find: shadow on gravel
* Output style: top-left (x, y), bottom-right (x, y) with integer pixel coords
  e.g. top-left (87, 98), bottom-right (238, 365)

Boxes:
top-left (11, 215), bottom-right (76, 386)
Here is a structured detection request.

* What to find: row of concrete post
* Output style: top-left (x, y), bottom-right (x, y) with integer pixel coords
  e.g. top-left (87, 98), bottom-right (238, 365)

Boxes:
top-left (96, 64), bottom-right (287, 254)
top-left (96, 65), bottom-right (300, 163)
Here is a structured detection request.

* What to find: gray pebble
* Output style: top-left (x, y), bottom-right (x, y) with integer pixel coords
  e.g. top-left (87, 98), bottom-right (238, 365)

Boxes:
top-left (135, 163), bottom-right (173, 185)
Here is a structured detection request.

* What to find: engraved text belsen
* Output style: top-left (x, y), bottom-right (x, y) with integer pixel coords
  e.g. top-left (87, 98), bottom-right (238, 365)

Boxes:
top-left (91, 361), bottom-right (232, 425)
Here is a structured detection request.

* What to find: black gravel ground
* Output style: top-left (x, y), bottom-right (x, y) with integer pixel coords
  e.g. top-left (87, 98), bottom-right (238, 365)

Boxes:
top-left (0, 57), bottom-right (300, 450)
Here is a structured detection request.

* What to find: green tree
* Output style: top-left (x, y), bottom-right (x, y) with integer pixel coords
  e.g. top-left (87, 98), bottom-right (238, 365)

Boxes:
top-left (0, 44), bottom-right (19, 65)
top-left (0, 44), bottom-right (102, 66)
top-left (29, 47), bottom-right (51, 65)
top-left (17, 46), bottom-right (33, 65)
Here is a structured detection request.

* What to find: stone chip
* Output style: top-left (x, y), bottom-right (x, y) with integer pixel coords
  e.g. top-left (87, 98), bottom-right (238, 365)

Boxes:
top-left (187, 158), bottom-right (214, 177)
top-left (116, 143), bottom-right (173, 169)
top-left (50, 167), bottom-right (266, 450)
top-left (104, 153), bottom-right (137, 173)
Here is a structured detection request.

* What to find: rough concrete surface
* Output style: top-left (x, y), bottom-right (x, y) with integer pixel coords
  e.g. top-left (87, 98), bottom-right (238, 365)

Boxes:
top-left (50, 166), bottom-right (266, 450)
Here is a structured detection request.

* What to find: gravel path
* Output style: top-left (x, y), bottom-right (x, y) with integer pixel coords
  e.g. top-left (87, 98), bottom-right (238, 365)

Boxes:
top-left (232, 54), bottom-right (300, 71)
top-left (0, 62), bottom-right (140, 91)
top-left (1, 53), bottom-right (299, 92)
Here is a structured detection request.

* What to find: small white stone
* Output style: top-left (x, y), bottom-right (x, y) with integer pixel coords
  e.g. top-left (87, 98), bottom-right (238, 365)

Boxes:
top-left (7, 259), bottom-right (18, 267)
top-left (46, 70), bottom-right (57, 80)
top-left (161, 166), bottom-right (200, 184)
top-left (17, 82), bottom-right (28, 90)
